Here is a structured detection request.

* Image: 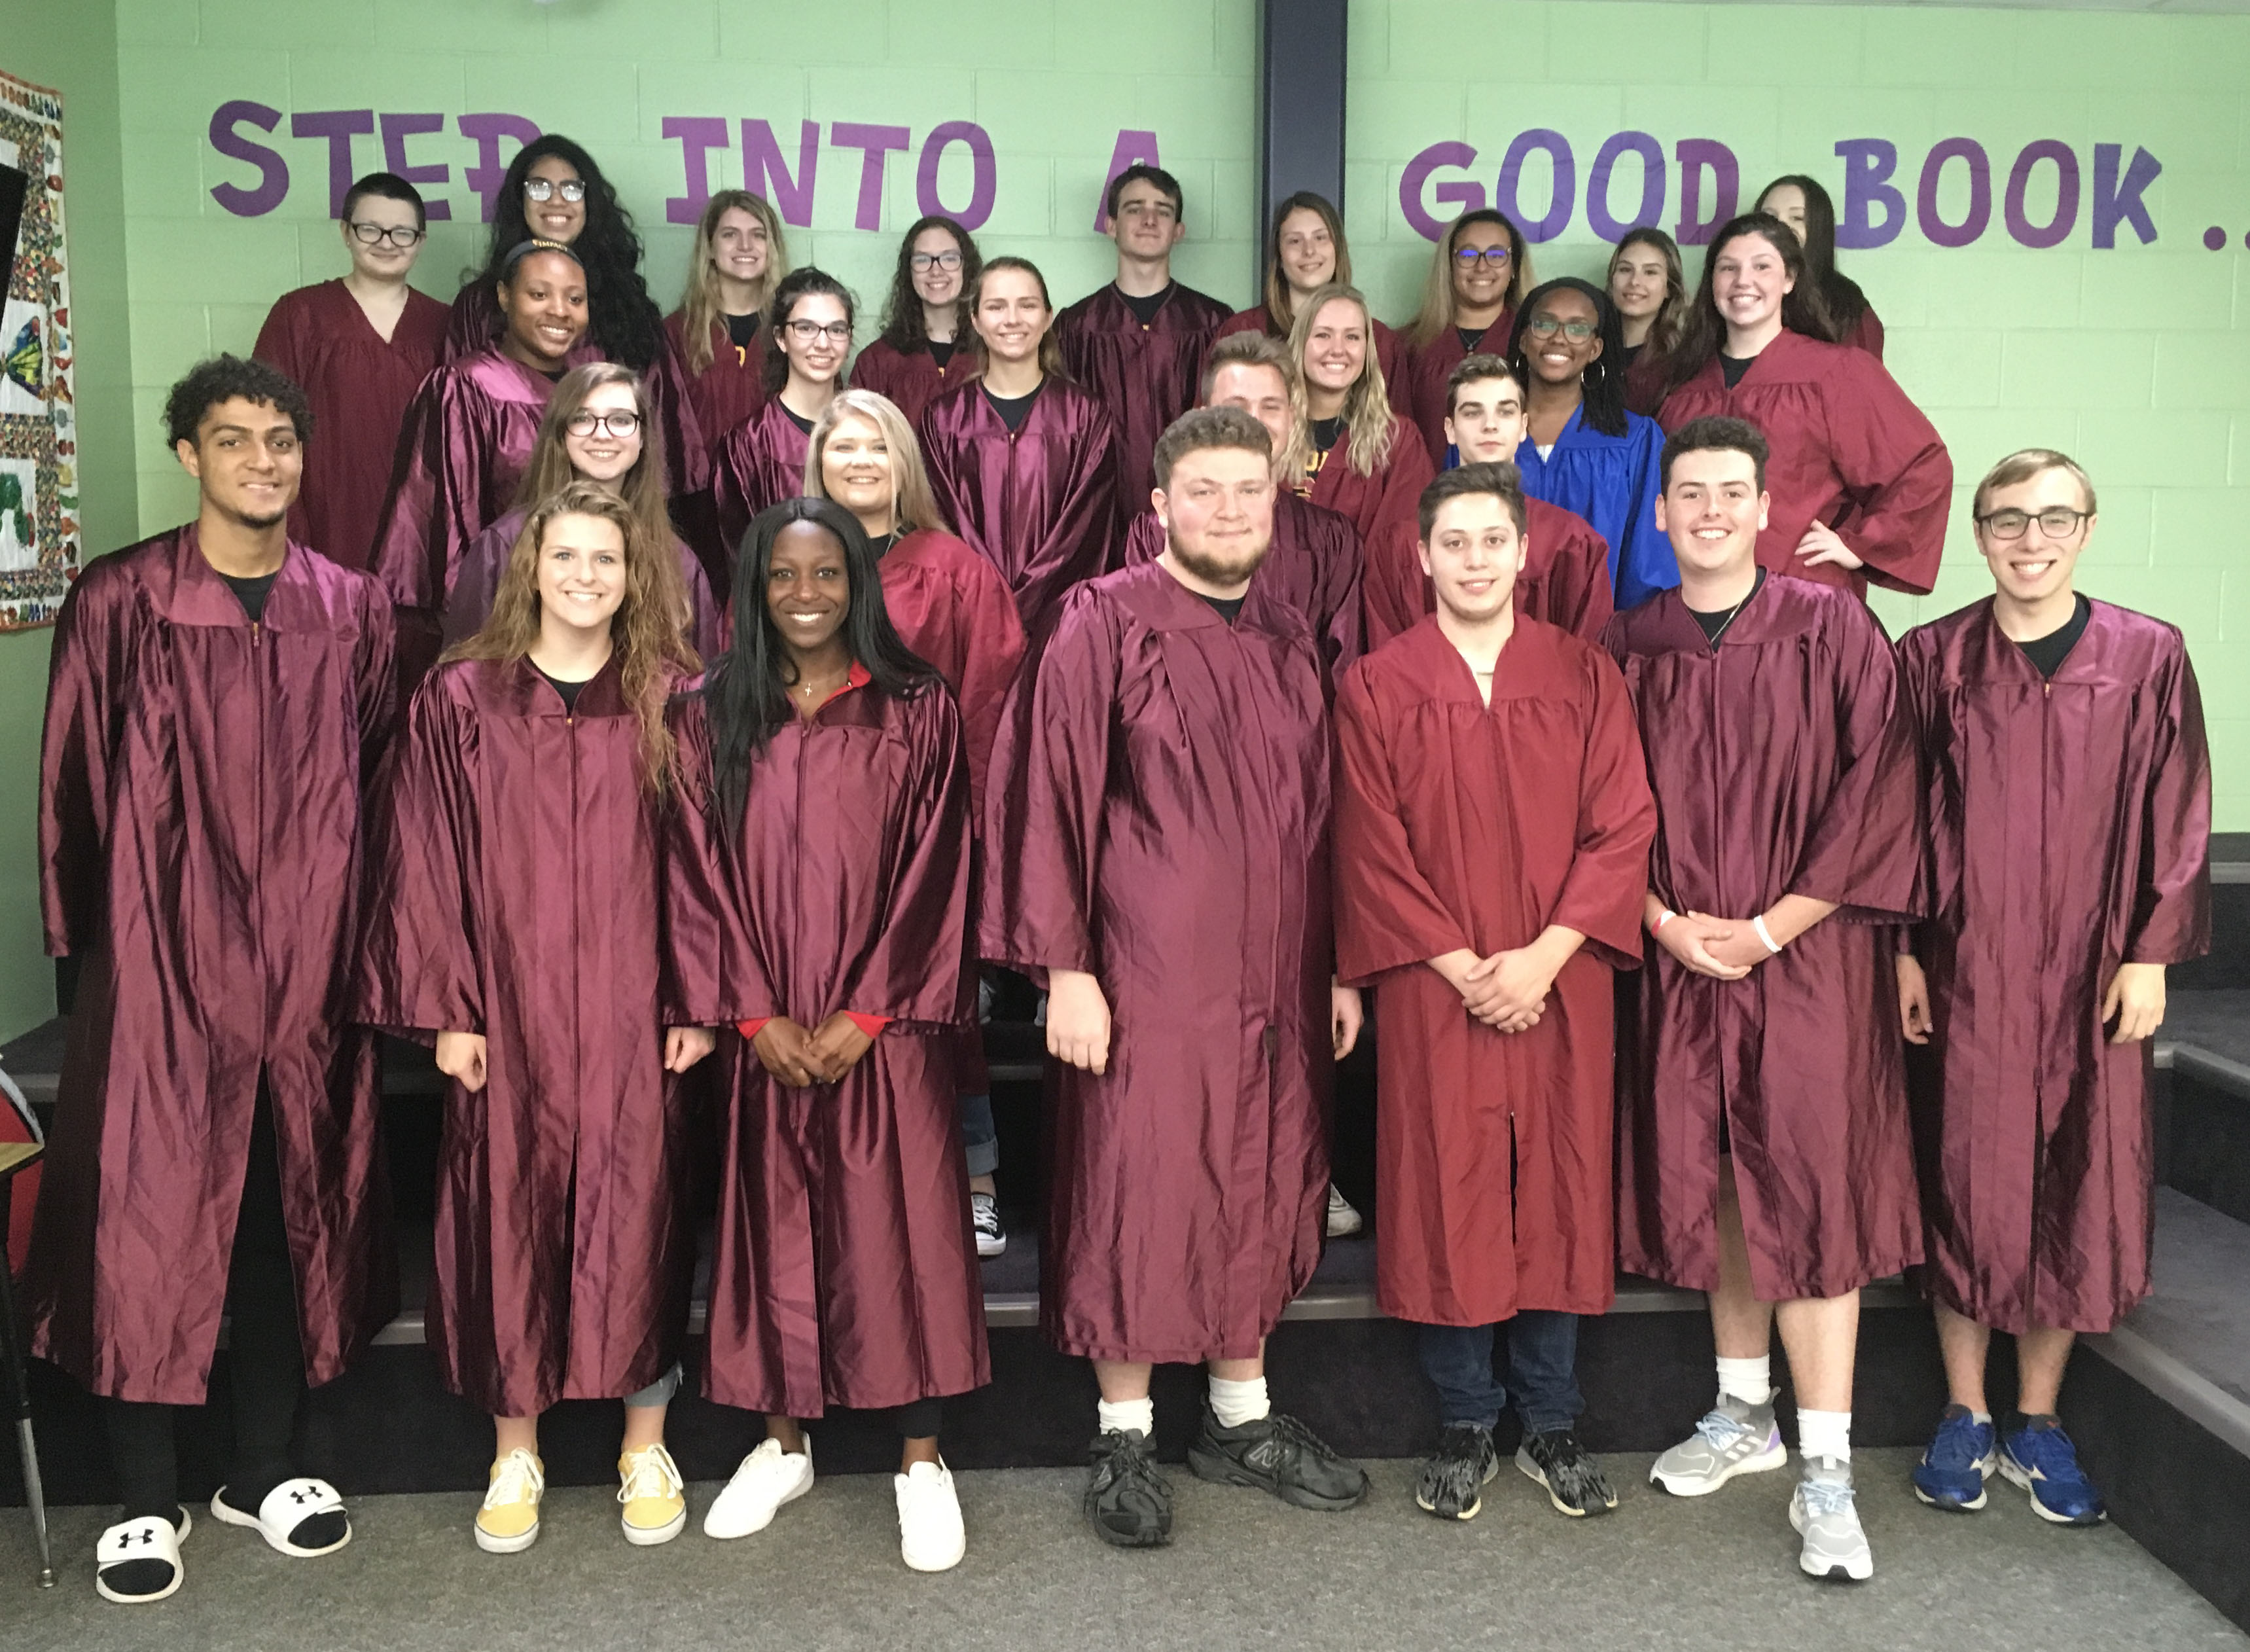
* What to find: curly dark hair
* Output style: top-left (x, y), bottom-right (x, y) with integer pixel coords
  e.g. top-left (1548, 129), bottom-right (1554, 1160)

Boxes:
top-left (1507, 276), bottom-right (1630, 440)
top-left (467, 134), bottom-right (666, 372)
top-left (163, 354), bottom-right (313, 447)
top-left (876, 216), bottom-right (982, 355)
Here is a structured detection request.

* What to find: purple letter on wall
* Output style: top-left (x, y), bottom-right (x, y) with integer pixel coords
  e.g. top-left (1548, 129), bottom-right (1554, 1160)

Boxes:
top-left (459, 113), bottom-right (541, 224)
top-left (209, 100), bottom-right (288, 217)
top-left (1834, 139), bottom-right (1904, 249)
top-left (2003, 141), bottom-right (2079, 249)
top-left (831, 122), bottom-right (911, 232)
top-left (1399, 142), bottom-right (1485, 242)
top-left (1673, 139), bottom-right (1737, 245)
top-left (2092, 144), bottom-right (2160, 249)
top-left (1498, 128), bottom-right (1574, 242)
top-left (1587, 130), bottom-right (1664, 243)
top-left (665, 117), bottom-right (731, 225)
top-left (918, 122), bottom-right (995, 230)
top-left (380, 113), bottom-right (452, 221)
top-left (291, 109), bottom-right (375, 219)
top-left (745, 119), bottom-right (819, 227)
top-left (1916, 138), bottom-right (1991, 247)
top-left (1095, 130), bottom-right (1161, 232)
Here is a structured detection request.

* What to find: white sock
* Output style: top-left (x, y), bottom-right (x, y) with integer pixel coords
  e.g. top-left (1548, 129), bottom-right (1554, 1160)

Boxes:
top-left (1715, 1355), bottom-right (1774, 1409)
top-left (1096, 1397), bottom-right (1154, 1439)
top-left (1971, 1409), bottom-right (1993, 1426)
top-left (1207, 1374), bottom-right (1270, 1429)
top-left (1797, 1407), bottom-right (1851, 1464)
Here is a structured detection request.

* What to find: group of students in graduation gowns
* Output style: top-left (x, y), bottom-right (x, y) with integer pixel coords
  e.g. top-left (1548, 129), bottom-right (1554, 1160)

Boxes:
top-left (20, 132), bottom-right (2210, 1606)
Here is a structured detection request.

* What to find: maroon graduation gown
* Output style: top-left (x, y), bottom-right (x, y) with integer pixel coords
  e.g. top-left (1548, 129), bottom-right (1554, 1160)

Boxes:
top-left (664, 310), bottom-right (772, 467)
top-left (1209, 306), bottom-right (1404, 399)
top-left (1396, 314), bottom-right (1518, 469)
top-left (916, 378), bottom-right (1120, 645)
top-left (370, 346), bottom-right (556, 691)
top-left (880, 526), bottom-right (1027, 821)
top-left (353, 658), bottom-right (694, 1415)
top-left (1899, 599), bottom-right (2210, 1334)
top-left (664, 685), bottom-right (987, 1416)
top-left (445, 281), bottom-right (710, 504)
top-left (1056, 281), bottom-right (1232, 520)
top-left (1306, 416), bottom-right (1434, 646)
top-left (1657, 329), bottom-right (1949, 598)
top-left (255, 278), bottom-right (450, 570)
top-left (1335, 617), bottom-right (1655, 1325)
top-left (27, 529), bottom-right (398, 1405)
top-left (442, 506), bottom-right (724, 662)
top-left (1120, 490), bottom-right (1365, 678)
top-left (711, 400), bottom-right (811, 563)
top-left (1603, 579), bottom-right (1923, 1301)
top-left (850, 338), bottom-right (983, 431)
top-left (1844, 304), bottom-right (1885, 360)
top-left (982, 561), bottom-right (1334, 1363)
top-left (1622, 346), bottom-right (1670, 419)
top-left (1363, 492), bottom-right (1613, 650)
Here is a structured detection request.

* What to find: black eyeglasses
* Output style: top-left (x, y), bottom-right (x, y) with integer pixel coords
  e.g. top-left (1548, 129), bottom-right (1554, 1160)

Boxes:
top-left (524, 178), bottom-right (586, 204)
top-left (1525, 316), bottom-right (1597, 341)
top-left (348, 221), bottom-right (425, 247)
top-left (1453, 247), bottom-right (1512, 268)
top-left (785, 319), bottom-right (853, 344)
top-left (1976, 507), bottom-right (2092, 541)
top-left (565, 410), bottom-right (641, 439)
top-left (910, 250), bottom-right (963, 272)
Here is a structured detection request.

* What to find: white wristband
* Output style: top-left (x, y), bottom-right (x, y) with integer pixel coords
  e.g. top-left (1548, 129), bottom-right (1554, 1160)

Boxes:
top-left (1652, 908), bottom-right (1676, 933)
top-left (1753, 914), bottom-right (1783, 954)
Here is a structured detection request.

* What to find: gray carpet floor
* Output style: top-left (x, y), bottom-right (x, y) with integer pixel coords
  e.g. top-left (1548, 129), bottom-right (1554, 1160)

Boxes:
top-left (1, 1448), bottom-right (2241, 1651)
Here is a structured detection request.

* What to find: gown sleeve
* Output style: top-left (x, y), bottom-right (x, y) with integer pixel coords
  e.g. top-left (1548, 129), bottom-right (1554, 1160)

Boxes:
top-left (1785, 603), bottom-right (1923, 924)
top-left (1330, 662), bottom-right (1471, 985)
top-left (2124, 645), bottom-right (2213, 966)
top-left (38, 569), bottom-right (131, 958)
top-left (1547, 651), bottom-right (1657, 969)
top-left (1823, 352), bottom-right (1951, 596)
top-left (660, 695), bottom-right (776, 1028)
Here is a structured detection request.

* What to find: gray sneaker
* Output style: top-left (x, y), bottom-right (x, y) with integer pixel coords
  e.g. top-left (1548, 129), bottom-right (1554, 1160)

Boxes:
top-left (1649, 1394), bottom-right (1787, 1495)
top-left (1791, 1456), bottom-right (1873, 1581)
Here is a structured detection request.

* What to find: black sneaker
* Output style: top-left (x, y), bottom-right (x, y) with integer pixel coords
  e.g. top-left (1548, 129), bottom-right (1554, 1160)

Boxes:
top-left (1415, 1423), bottom-right (1499, 1520)
top-left (1186, 1404), bottom-right (1368, 1512)
top-left (1516, 1428), bottom-right (1618, 1517)
top-left (1084, 1428), bottom-right (1172, 1548)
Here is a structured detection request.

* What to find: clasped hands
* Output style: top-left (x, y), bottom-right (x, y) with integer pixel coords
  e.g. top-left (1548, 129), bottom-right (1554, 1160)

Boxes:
top-left (752, 1015), bottom-right (876, 1088)
top-left (1428, 931), bottom-right (1580, 1034)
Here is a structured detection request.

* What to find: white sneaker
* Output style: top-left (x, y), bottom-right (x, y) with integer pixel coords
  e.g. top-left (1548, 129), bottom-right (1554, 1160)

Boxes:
top-left (895, 1459), bottom-right (966, 1572)
top-left (703, 1435), bottom-right (813, 1539)
top-left (972, 1192), bottom-right (1007, 1259)
top-left (1325, 1185), bottom-right (1363, 1237)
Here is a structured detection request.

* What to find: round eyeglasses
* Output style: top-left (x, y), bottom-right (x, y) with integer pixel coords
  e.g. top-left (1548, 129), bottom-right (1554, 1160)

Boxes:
top-left (564, 410), bottom-right (641, 439)
top-left (1453, 247), bottom-right (1512, 268)
top-left (911, 250), bottom-right (964, 272)
top-left (524, 178), bottom-right (587, 204)
top-left (1524, 316), bottom-right (1598, 342)
top-left (349, 221), bottom-right (425, 248)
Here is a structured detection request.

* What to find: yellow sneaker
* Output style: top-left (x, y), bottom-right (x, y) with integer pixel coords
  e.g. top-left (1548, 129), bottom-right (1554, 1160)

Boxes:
top-left (476, 1449), bottom-right (545, 1554)
top-left (618, 1443), bottom-right (687, 1545)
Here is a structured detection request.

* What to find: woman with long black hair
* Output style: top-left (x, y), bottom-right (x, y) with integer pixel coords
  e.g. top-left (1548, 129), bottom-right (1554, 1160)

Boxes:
top-left (1756, 175), bottom-right (1883, 357)
top-left (1657, 212), bottom-right (1948, 598)
top-left (666, 497), bottom-right (985, 1573)
top-left (1505, 276), bottom-right (1673, 609)
top-left (443, 135), bottom-right (706, 502)
top-left (851, 215), bottom-right (985, 428)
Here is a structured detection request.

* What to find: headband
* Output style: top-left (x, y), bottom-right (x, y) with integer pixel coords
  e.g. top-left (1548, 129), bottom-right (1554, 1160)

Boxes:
top-left (499, 238), bottom-right (583, 281)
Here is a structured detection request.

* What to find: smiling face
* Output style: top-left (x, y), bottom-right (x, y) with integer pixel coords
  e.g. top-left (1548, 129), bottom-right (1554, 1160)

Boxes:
top-left (1445, 373), bottom-right (1527, 465)
top-left (1522, 288), bottom-right (1604, 387)
top-left (1975, 466), bottom-right (2094, 606)
top-left (499, 251), bottom-right (589, 370)
top-left (819, 410), bottom-right (896, 524)
top-left (1450, 219), bottom-right (1514, 311)
top-left (711, 206), bottom-right (770, 288)
top-left (1276, 206), bottom-right (1337, 300)
top-left (765, 520), bottom-right (851, 655)
top-left (1156, 443), bottom-right (1276, 590)
top-left (973, 267), bottom-right (1051, 367)
top-left (1207, 361), bottom-right (1294, 464)
top-left (535, 511), bottom-right (627, 639)
top-left (563, 380), bottom-right (643, 486)
top-left (1710, 230), bottom-right (1793, 336)
top-left (909, 223), bottom-right (965, 308)
top-left (524, 153), bottom-right (587, 243)
top-left (1656, 447), bottom-right (1768, 579)
top-left (1758, 183), bottom-right (1810, 245)
top-left (342, 191), bottom-right (423, 283)
top-left (1420, 492), bottom-right (1524, 626)
top-left (1302, 297), bottom-right (1368, 397)
top-left (176, 395), bottom-right (303, 528)
top-left (1609, 244), bottom-right (1670, 321)
top-left (778, 291), bottom-right (850, 386)
top-left (1109, 176), bottom-right (1183, 260)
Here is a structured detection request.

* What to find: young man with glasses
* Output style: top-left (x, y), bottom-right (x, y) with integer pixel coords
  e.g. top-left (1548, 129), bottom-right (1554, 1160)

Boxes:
top-left (255, 171), bottom-right (447, 570)
top-left (1895, 450), bottom-right (2209, 1527)
top-left (1056, 164), bottom-right (1231, 526)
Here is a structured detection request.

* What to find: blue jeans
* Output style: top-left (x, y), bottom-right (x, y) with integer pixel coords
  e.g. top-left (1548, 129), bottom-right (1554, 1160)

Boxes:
top-left (1417, 1310), bottom-right (1583, 1435)
top-left (960, 1092), bottom-right (998, 1179)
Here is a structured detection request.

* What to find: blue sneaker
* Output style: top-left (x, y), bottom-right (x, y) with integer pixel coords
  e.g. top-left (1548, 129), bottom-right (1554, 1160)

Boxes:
top-left (1911, 1405), bottom-right (1995, 1512)
top-left (1999, 1416), bottom-right (2107, 1525)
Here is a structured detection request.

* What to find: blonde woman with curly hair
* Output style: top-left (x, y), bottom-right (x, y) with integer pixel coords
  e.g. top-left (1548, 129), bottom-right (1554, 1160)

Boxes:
top-left (355, 481), bottom-right (714, 1557)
